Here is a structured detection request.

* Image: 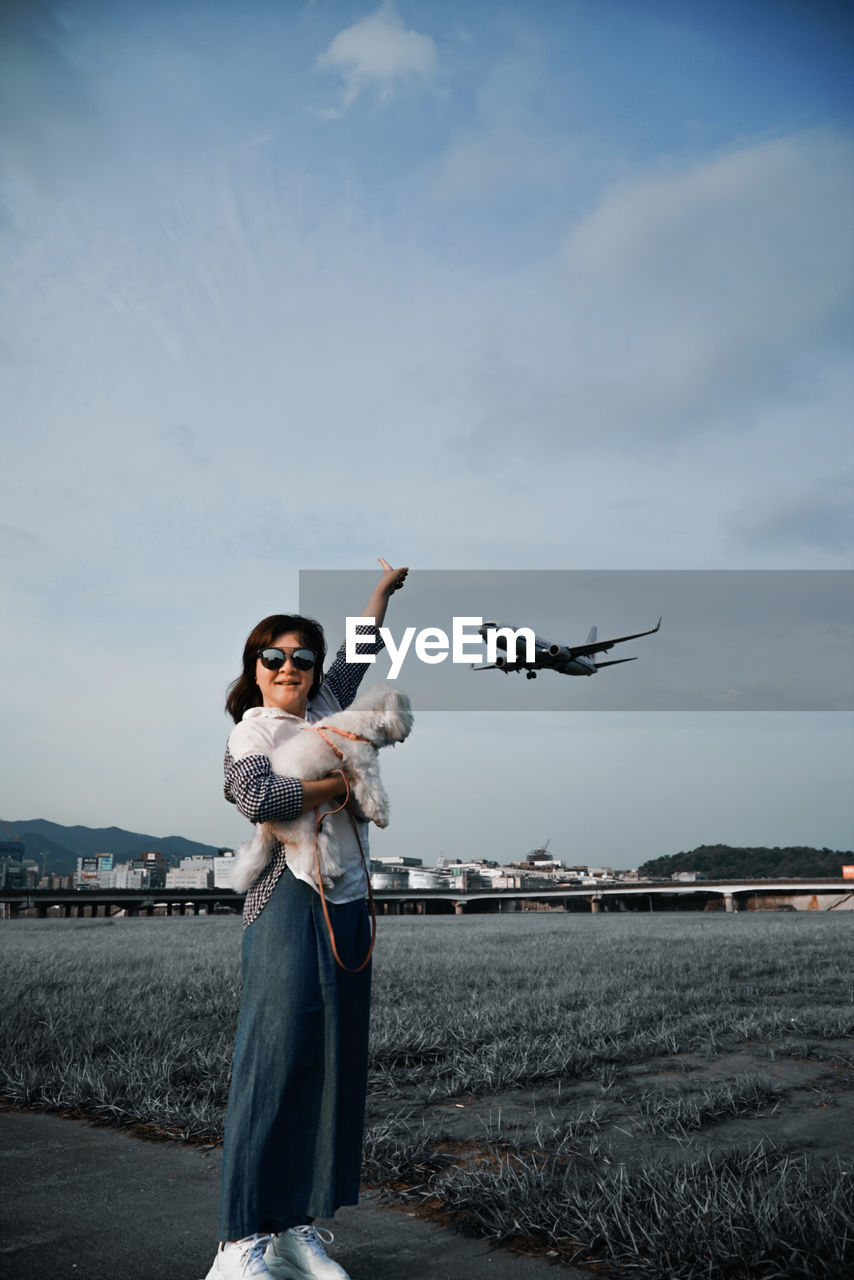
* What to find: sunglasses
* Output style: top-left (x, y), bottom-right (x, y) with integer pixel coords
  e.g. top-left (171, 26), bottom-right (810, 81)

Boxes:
top-left (258, 647), bottom-right (316, 672)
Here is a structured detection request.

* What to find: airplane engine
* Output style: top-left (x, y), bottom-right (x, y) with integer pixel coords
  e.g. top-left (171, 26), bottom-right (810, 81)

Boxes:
top-left (548, 643), bottom-right (572, 663)
top-left (494, 654), bottom-right (507, 668)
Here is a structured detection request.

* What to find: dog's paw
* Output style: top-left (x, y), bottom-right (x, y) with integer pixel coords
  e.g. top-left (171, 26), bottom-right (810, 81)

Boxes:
top-left (351, 779), bottom-right (386, 821)
top-left (370, 799), bottom-right (390, 829)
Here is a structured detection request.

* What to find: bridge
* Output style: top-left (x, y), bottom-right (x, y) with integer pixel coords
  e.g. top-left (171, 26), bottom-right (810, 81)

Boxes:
top-left (1, 878), bottom-right (852, 919)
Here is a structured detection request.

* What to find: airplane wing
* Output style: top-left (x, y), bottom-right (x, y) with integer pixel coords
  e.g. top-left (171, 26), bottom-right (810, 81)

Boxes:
top-left (594, 656), bottom-right (638, 669)
top-left (470, 661), bottom-right (523, 673)
top-left (571, 617), bottom-right (661, 658)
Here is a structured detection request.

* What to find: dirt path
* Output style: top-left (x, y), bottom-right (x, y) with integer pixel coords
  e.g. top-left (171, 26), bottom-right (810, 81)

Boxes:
top-left (0, 1107), bottom-right (582, 1280)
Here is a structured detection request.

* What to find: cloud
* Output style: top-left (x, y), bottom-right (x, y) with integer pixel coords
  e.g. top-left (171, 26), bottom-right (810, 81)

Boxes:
top-left (445, 130), bottom-right (854, 454)
top-left (560, 132), bottom-right (854, 378)
top-left (315, 1), bottom-right (437, 112)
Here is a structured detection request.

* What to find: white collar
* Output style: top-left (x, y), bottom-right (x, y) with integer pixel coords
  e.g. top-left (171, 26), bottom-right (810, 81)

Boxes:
top-left (243, 706), bottom-right (306, 723)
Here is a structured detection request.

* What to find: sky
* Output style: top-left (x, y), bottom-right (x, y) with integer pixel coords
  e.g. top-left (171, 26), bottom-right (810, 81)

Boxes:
top-left (1, 0), bottom-right (852, 869)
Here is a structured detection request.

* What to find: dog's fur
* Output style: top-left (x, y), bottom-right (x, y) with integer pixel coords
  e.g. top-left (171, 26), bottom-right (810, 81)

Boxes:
top-left (232, 683), bottom-right (413, 893)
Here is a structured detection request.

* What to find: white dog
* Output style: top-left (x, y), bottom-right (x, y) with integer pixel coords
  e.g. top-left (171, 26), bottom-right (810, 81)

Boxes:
top-left (232, 683), bottom-right (413, 893)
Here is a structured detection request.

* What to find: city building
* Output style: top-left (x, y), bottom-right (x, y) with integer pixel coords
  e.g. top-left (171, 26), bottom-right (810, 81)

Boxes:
top-left (371, 855), bottom-right (423, 868)
top-left (165, 868), bottom-right (212, 889)
top-left (99, 866), bottom-right (151, 889)
top-left (165, 856), bottom-right (215, 890)
top-left (369, 852), bottom-right (647, 893)
top-left (134, 851), bottom-right (170, 888)
top-left (1, 857), bottom-right (29, 889)
top-left (38, 874), bottom-right (74, 890)
top-left (213, 851), bottom-right (238, 888)
top-left (75, 854), bottom-right (115, 887)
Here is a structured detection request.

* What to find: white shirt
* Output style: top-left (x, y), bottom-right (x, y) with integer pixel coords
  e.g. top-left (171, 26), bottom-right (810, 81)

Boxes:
top-left (227, 701), bottom-right (369, 905)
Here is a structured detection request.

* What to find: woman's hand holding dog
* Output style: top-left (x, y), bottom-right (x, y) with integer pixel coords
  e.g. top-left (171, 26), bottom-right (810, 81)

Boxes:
top-left (299, 774), bottom-right (349, 815)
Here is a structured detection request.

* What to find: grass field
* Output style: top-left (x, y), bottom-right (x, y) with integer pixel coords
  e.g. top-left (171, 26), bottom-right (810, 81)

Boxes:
top-left (2, 912), bottom-right (853, 1277)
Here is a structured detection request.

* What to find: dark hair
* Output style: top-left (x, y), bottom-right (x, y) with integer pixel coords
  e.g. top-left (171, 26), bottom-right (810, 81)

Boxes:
top-left (225, 614), bottom-right (327, 724)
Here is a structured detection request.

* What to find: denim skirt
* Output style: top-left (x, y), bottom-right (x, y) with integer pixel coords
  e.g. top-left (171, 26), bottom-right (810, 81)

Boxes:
top-left (217, 868), bottom-right (373, 1240)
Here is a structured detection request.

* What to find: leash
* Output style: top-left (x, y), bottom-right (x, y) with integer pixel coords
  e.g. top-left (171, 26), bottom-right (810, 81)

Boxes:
top-left (303, 726), bottom-right (377, 973)
top-left (308, 724), bottom-right (373, 750)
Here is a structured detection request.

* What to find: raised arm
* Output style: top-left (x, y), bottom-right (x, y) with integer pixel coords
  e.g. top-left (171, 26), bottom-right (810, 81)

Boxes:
top-left (362, 557), bottom-right (408, 628)
top-left (323, 557), bottom-right (409, 709)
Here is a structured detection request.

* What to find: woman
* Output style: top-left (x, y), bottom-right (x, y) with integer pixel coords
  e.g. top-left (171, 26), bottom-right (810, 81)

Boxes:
top-left (206, 559), bottom-right (408, 1280)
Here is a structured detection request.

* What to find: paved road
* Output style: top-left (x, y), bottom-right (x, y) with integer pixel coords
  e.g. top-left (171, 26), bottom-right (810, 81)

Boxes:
top-left (0, 1108), bottom-right (583, 1279)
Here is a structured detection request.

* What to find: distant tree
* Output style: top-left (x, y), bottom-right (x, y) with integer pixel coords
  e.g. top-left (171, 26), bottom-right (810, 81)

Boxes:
top-left (638, 846), bottom-right (852, 879)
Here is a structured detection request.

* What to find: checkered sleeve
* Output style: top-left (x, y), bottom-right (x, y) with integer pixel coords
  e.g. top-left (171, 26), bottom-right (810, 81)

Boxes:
top-left (223, 747), bottom-right (303, 822)
top-left (323, 624), bottom-right (386, 709)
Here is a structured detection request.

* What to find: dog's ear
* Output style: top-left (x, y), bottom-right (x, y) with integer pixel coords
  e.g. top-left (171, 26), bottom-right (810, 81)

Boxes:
top-left (383, 689), bottom-right (413, 742)
top-left (354, 682), bottom-right (389, 714)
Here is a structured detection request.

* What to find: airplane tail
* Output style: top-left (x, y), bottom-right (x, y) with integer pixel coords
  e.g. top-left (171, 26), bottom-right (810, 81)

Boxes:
top-left (585, 626), bottom-right (597, 645)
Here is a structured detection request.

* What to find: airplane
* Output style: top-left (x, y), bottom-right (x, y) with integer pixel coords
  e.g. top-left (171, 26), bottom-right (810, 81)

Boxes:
top-left (473, 617), bottom-right (662, 679)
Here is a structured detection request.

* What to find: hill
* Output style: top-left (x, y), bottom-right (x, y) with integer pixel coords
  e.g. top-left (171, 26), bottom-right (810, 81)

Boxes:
top-left (638, 845), bottom-right (853, 880)
top-left (2, 820), bottom-right (221, 877)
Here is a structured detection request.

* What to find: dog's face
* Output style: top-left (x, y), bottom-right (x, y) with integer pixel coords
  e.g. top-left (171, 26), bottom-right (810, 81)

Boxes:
top-left (357, 683), bottom-right (414, 746)
top-left (381, 688), bottom-right (414, 744)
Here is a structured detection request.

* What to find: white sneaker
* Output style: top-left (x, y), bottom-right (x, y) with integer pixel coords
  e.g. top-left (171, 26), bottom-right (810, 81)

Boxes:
top-left (205, 1234), bottom-right (275, 1279)
top-left (264, 1225), bottom-right (350, 1280)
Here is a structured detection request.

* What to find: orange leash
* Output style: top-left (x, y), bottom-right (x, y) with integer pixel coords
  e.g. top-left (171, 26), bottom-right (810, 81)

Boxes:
top-left (312, 760), bottom-right (377, 974)
top-left (303, 724), bottom-right (373, 754)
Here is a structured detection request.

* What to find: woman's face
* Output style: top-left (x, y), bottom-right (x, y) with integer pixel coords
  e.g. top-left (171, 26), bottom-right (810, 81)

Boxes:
top-left (255, 630), bottom-right (315, 718)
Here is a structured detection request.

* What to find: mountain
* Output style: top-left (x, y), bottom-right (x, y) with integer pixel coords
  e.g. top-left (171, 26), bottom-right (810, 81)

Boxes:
top-left (638, 845), bottom-right (853, 880)
top-left (3, 820), bottom-right (222, 877)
